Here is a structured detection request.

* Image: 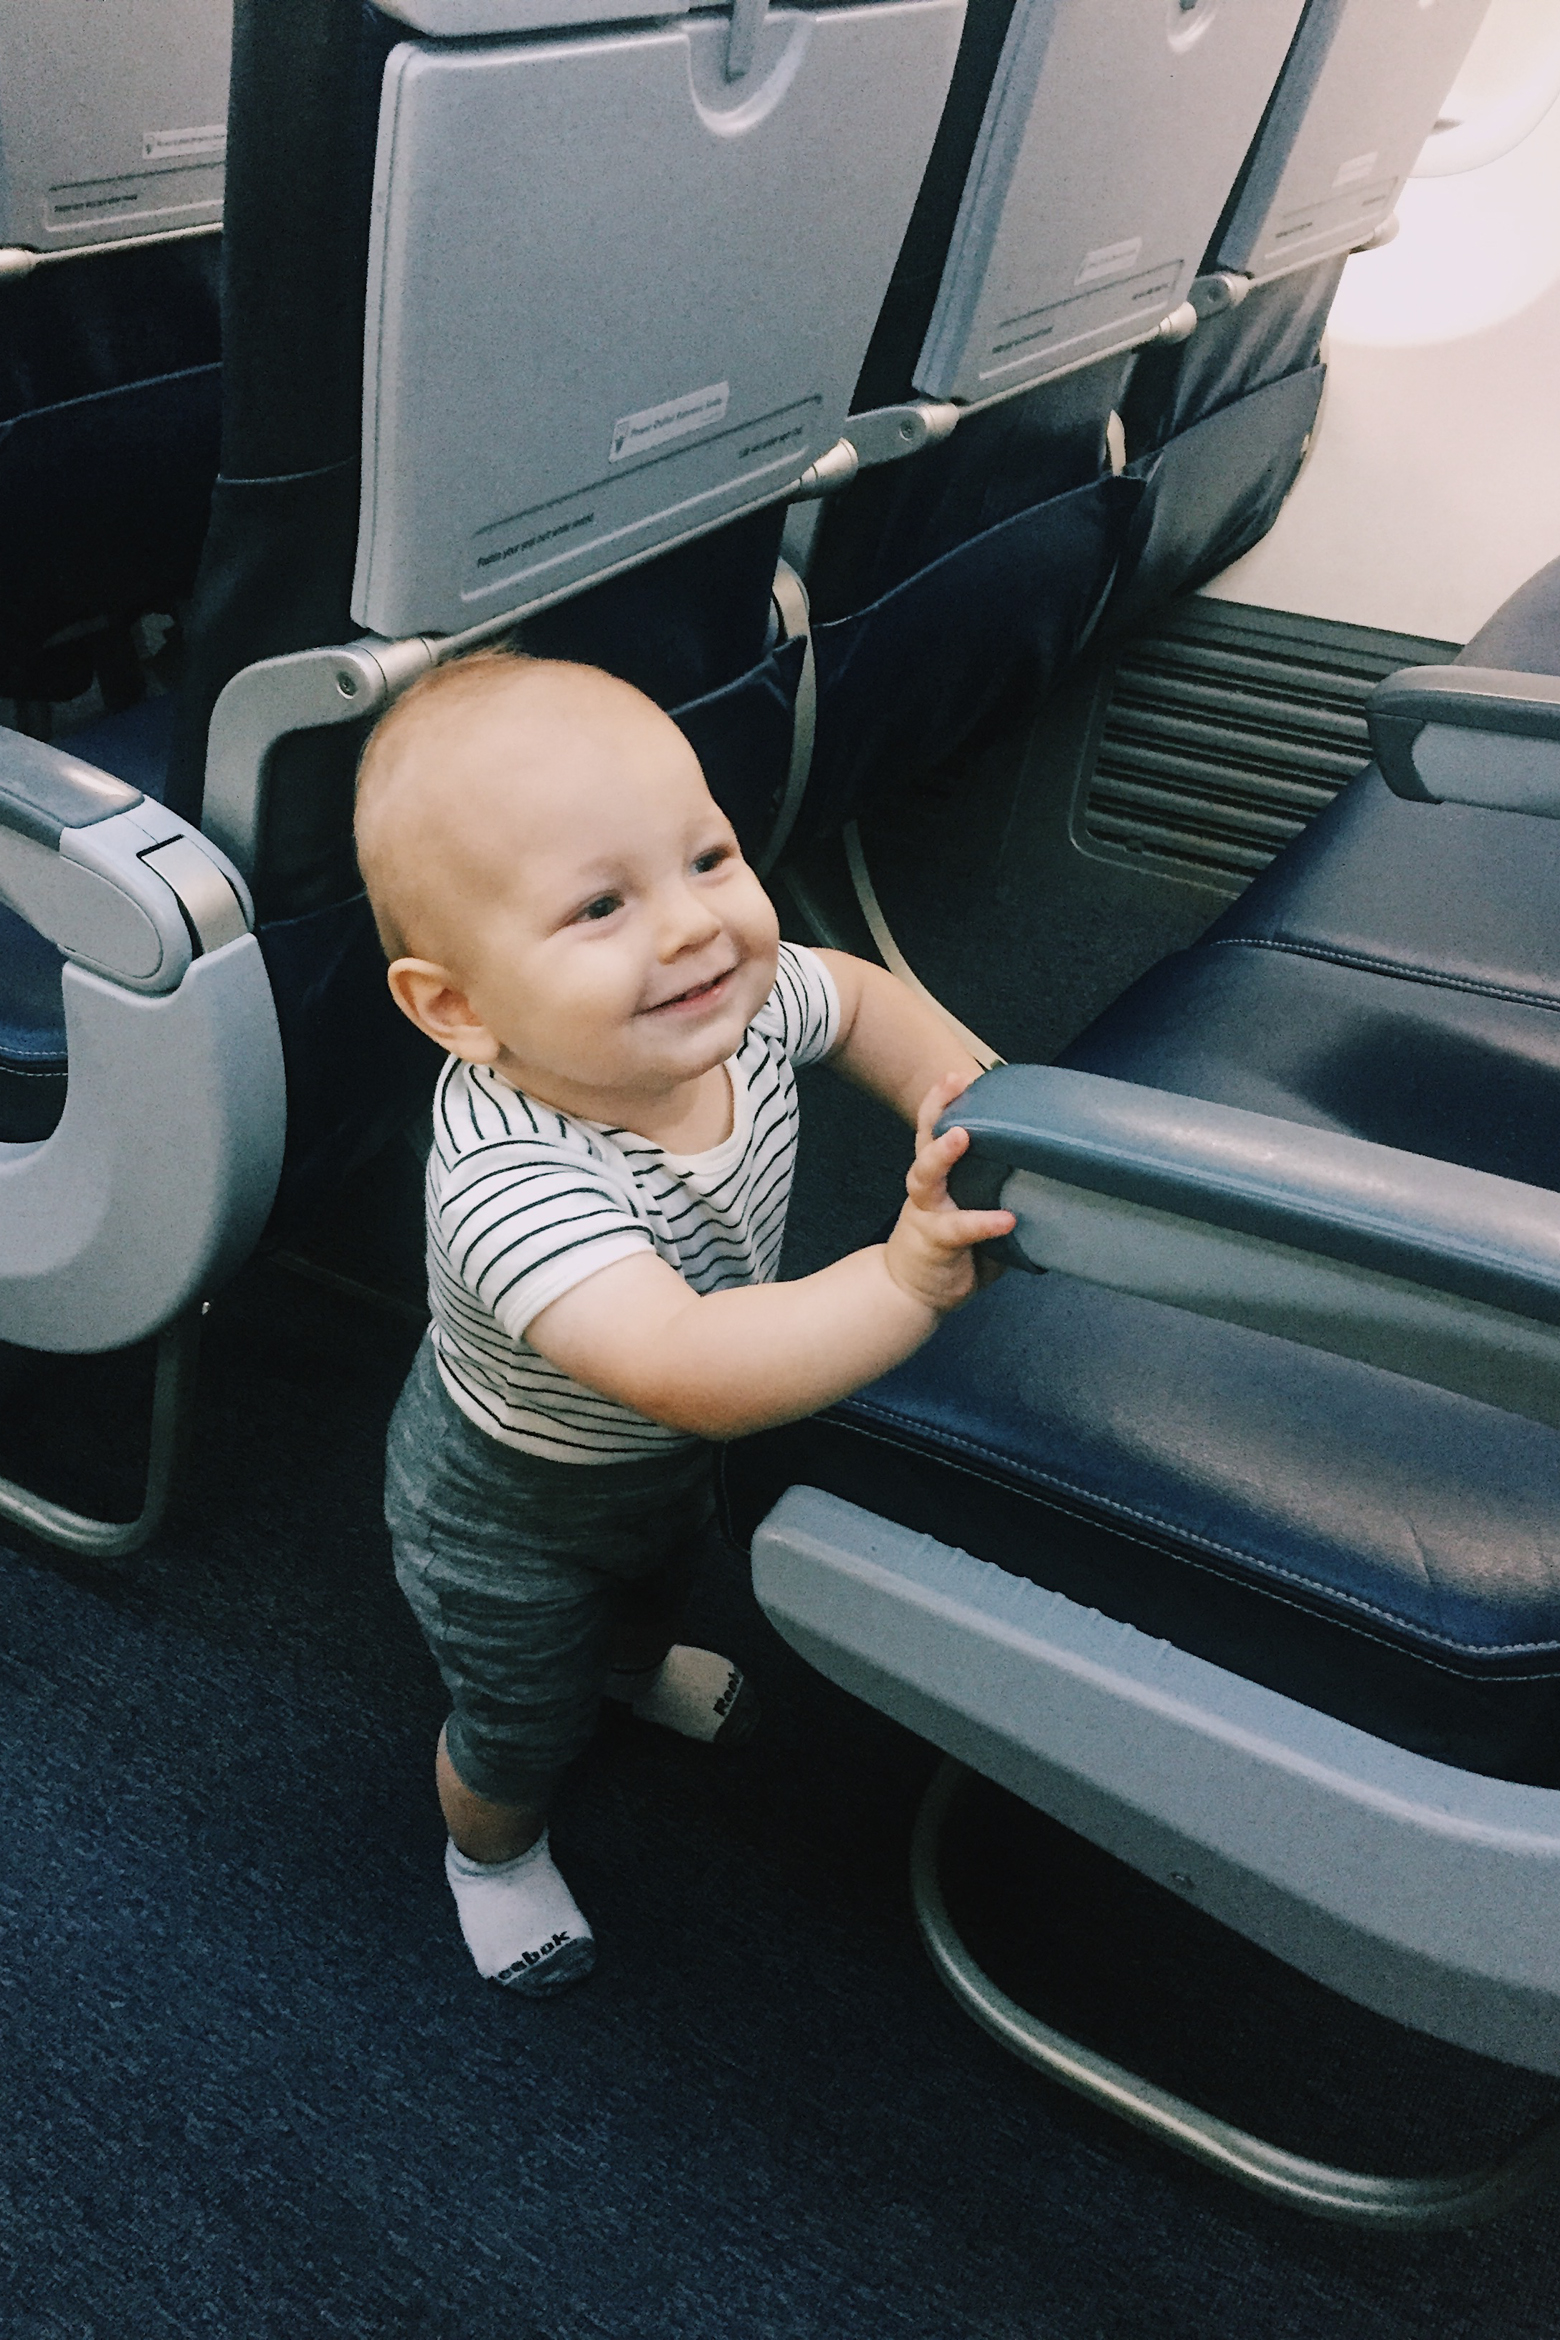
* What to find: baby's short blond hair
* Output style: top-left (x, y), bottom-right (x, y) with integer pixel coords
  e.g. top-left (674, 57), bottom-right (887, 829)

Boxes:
top-left (354, 646), bottom-right (641, 963)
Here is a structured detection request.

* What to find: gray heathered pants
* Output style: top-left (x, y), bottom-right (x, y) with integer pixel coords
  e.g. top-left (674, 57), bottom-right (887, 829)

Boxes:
top-left (385, 1336), bottom-right (715, 1805)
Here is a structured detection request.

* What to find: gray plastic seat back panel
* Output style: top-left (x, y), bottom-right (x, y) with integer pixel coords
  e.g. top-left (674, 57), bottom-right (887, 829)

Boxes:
top-left (354, 0), bottom-right (965, 639)
top-left (1215, 0), bottom-right (1492, 281)
top-left (0, 0), bottom-right (229, 252)
top-left (375, 0), bottom-right (687, 30)
top-left (914, 0), bottom-right (1309, 406)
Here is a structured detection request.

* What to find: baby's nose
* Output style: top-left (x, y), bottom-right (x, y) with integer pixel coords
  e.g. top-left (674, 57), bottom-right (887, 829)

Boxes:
top-left (660, 884), bottom-right (722, 951)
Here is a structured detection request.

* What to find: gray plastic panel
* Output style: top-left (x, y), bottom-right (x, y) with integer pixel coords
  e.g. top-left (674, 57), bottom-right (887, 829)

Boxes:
top-left (1215, 0), bottom-right (1493, 281)
top-left (375, 0), bottom-right (684, 31)
top-left (0, 944), bottom-right (284, 1351)
top-left (914, 0), bottom-right (1309, 406)
top-left (753, 1486), bottom-right (1560, 2074)
top-left (950, 1063), bottom-right (1560, 1326)
top-left (0, 741), bottom-right (252, 990)
top-left (944, 1062), bottom-right (1560, 1428)
top-left (0, 0), bottom-right (230, 252)
top-left (0, 731), bottom-right (141, 848)
top-left (353, 0), bottom-right (965, 638)
top-left (1371, 663), bottom-right (1560, 812)
top-left (0, 778), bottom-right (277, 1352)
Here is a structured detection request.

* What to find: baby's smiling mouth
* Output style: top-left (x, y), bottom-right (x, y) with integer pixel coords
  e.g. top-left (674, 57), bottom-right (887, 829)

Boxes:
top-left (642, 964), bottom-right (737, 1016)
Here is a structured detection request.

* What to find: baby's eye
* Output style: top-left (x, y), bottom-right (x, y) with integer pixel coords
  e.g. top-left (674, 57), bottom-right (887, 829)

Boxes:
top-left (575, 892), bottom-right (622, 924)
top-left (691, 845), bottom-right (730, 875)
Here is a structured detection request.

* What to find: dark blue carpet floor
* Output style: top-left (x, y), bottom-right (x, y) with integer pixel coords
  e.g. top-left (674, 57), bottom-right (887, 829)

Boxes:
top-left (3, 1144), bottom-right (1560, 2336)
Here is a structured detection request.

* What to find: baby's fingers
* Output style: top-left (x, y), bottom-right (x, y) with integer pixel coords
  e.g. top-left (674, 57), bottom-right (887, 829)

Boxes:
top-left (905, 1120), bottom-right (968, 1208)
top-left (915, 1071), bottom-right (974, 1154)
top-left (928, 1203), bottom-right (1016, 1255)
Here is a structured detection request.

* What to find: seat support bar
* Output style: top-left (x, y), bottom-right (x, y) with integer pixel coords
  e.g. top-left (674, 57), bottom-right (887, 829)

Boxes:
top-left (0, 1309), bottom-right (200, 1559)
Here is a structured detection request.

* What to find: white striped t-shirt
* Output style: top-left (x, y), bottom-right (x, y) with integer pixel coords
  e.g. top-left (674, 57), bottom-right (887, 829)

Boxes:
top-left (426, 942), bottom-right (841, 1460)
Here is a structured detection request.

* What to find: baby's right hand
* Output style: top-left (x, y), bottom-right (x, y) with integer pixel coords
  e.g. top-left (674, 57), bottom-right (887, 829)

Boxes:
top-left (883, 1075), bottom-right (1016, 1316)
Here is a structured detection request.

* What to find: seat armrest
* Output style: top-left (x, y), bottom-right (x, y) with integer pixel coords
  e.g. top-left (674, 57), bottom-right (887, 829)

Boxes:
top-left (0, 730), bottom-right (282, 1352)
top-left (942, 1064), bottom-right (1560, 1427)
top-left (0, 729), bottom-right (143, 844)
top-left (1368, 664), bottom-right (1560, 817)
top-left (0, 727), bottom-right (252, 990)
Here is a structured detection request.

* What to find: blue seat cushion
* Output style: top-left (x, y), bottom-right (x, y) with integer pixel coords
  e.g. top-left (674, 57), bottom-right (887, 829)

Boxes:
top-left (63, 692), bottom-right (182, 799)
top-left (1204, 770), bottom-right (1560, 1027)
top-left (1059, 915), bottom-right (1560, 1191)
top-left (0, 906), bottom-right (75, 1140)
top-left (722, 1269), bottom-right (1560, 1787)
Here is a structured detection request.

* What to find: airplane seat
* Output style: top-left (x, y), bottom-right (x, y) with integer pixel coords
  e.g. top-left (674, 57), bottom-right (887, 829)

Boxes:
top-left (1457, 550), bottom-right (1560, 674)
top-left (0, 1), bottom-right (230, 1169)
top-left (796, 363), bottom-right (1141, 851)
top-left (151, 0), bottom-right (965, 1228)
top-left (1102, 0), bottom-right (1494, 631)
top-left (517, 505), bottom-right (802, 864)
top-left (1115, 254), bottom-right (1344, 462)
top-left (788, 0), bottom-right (1138, 836)
top-left (0, 693), bottom-right (185, 1148)
top-left (0, 0), bottom-right (970, 1525)
top-left (775, 0), bottom-right (1330, 847)
top-left (1077, 550), bottom-right (1560, 1199)
top-left (0, 0), bottom-right (419, 1238)
top-left (0, 240), bottom-right (223, 726)
top-left (0, 0), bottom-right (230, 715)
top-left (719, 595), bottom-right (1560, 2217)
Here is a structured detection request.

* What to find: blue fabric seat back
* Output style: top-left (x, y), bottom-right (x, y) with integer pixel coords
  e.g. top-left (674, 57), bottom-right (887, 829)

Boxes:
top-left (517, 504), bottom-right (802, 863)
top-left (803, 470), bottom-right (1139, 841)
top-left (0, 369), bottom-right (221, 660)
top-left (1103, 256), bottom-right (1343, 632)
top-left (0, 237), bottom-right (221, 689)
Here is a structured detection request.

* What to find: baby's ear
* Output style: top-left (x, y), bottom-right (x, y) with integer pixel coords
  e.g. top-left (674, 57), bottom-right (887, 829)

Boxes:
top-left (387, 958), bottom-right (501, 1063)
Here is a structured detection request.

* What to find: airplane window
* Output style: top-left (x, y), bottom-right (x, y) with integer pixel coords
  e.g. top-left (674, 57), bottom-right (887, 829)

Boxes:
top-left (1414, 0), bottom-right (1560, 175)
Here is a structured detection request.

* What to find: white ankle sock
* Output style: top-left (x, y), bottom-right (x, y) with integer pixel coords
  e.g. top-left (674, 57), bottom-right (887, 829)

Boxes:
top-left (444, 1831), bottom-right (596, 1995)
top-left (605, 1645), bottom-right (758, 1746)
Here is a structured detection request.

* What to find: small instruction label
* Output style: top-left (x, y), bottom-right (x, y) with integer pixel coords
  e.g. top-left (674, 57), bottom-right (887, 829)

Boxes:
top-left (989, 259), bottom-right (1179, 365)
top-left (1333, 151), bottom-right (1379, 188)
top-left (143, 125), bottom-right (227, 163)
top-left (1075, 236), bottom-right (1144, 288)
top-left (609, 381), bottom-right (729, 466)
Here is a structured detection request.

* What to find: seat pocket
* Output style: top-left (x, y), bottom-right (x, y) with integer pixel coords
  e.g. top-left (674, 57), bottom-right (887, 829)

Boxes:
top-left (800, 472), bottom-right (1142, 842)
top-left (1106, 363), bottom-right (1326, 637)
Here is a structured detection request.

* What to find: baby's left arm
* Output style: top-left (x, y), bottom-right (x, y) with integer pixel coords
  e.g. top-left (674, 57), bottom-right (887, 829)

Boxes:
top-left (815, 949), bottom-right (988, 1124)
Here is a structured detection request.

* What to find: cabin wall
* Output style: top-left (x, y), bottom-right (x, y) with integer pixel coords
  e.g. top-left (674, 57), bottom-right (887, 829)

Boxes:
top-left (1201, 47), bottom-right (1560, 645)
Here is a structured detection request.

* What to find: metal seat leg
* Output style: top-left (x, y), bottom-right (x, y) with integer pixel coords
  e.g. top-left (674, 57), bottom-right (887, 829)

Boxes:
top-left (0, 1309), bottom-right (201, 1560)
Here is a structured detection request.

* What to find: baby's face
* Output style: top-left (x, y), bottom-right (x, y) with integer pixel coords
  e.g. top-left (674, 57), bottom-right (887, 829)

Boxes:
top-left (444, 690), bottom-right (780, 1112)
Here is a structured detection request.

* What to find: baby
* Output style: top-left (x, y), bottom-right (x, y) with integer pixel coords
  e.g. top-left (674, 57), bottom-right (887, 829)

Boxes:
top-left (355, 649), bottom-right (1013, 1996)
